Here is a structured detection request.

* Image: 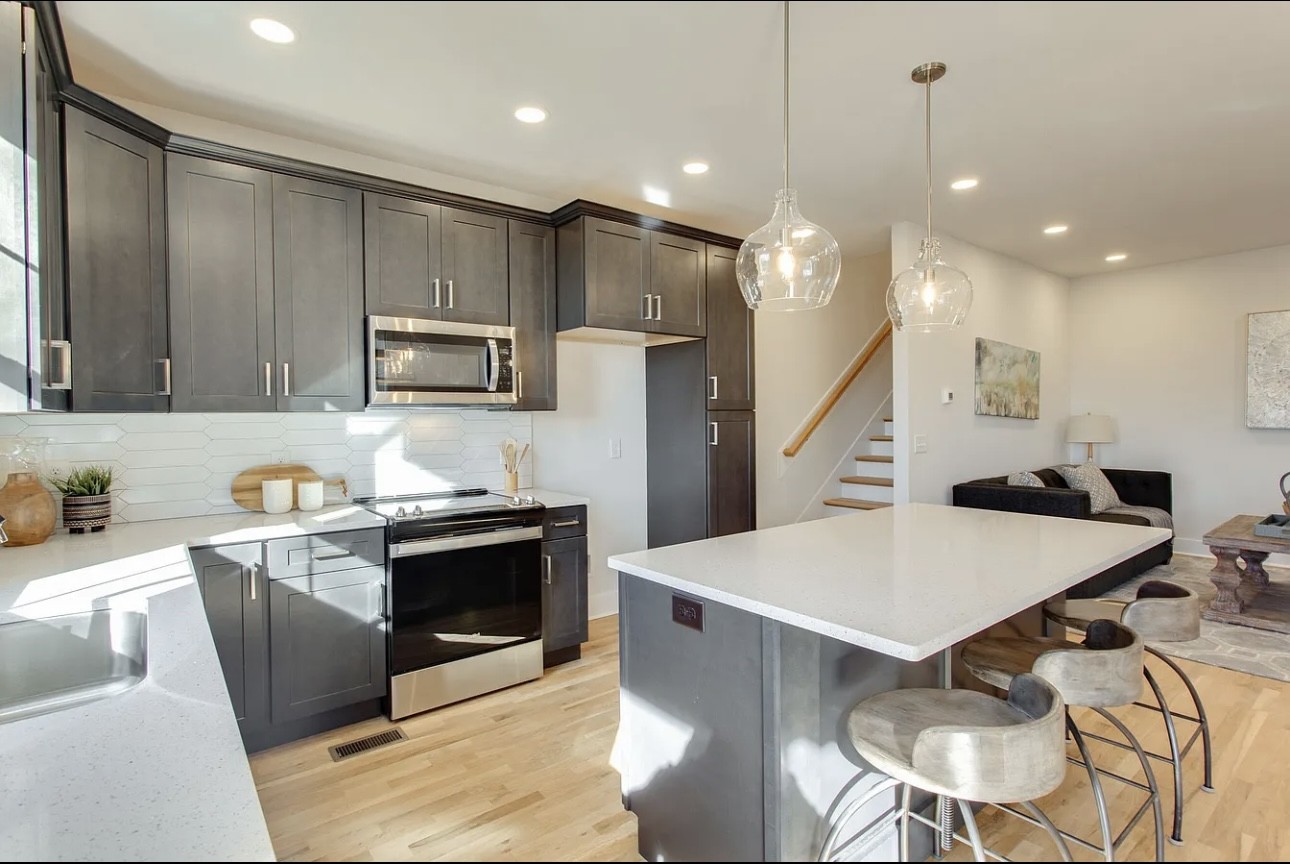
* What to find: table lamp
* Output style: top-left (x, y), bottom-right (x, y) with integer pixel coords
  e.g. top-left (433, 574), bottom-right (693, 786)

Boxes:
top-left (1067, 414), bottom-right (1116, 462)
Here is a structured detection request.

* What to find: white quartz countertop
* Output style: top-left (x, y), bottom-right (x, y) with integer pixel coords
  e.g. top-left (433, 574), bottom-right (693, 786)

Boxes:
top-left (0, 505), bottom-right (385, 862)
top-left (609, 503), bottom-right (1170, 661)
top-left (520, 487), bottom-right (591, 508)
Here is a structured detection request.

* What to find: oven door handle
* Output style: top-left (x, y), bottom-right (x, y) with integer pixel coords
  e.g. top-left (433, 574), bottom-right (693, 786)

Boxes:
top-left (486, 338), bottom-right (500, 393)
top-left (390, 525), bottom-right (542, 558)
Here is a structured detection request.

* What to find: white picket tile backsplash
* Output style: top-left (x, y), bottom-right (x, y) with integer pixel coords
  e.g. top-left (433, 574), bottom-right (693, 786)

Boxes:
top-left (0, 410), bottom-right (533, 523)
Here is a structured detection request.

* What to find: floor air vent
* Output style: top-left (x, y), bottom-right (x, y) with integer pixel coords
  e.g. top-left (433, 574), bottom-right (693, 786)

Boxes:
top-left (328, 727), bottom-right (407, 762)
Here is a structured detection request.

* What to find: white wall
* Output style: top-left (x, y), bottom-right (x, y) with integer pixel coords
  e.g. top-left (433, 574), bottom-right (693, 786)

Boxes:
top-left (892, 222), bottom-right (1072, 504)
top-left (533, 339), bottom-right (647, 619)
top-left (109, 95), bottom-right (562, 214)
top-left (1070, 244), bottom-right (1290, 561)
top-left (755, 250), bottom-right (892, 527)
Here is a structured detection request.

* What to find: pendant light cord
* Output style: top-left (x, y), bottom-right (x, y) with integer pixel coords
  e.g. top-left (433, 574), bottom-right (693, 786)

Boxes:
top-left (782, 0), bottom-right (790, 194)
top-left (924, 75), bottom-right (933, 243)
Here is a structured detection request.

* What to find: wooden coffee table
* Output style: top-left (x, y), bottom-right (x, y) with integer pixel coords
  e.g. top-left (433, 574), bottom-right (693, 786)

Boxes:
top-left (1202, 514), bottom-right (1290, 633)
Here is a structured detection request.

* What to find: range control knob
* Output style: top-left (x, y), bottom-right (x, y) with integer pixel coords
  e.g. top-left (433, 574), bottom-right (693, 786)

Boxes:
top-left (524, 496), bottom-right (536, 505)
top-left (395, 506), bottom-right (407, 518)
top-left (512, 496), bottom-right (522, 506)
top-left (412, 504), bottom-right (424, 517)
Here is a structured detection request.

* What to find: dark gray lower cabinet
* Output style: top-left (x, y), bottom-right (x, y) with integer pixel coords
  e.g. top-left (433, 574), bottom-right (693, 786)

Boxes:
top-left (268, 567), bottom-right (387, 724)
top-left (190, 543), bottom-right (267, 732)
top-left (708, 411), bottom-right (756, 537)
top-left (193, 530), bottom-right (387, 752)
top-left (542, 536), bottom-right (588, 664)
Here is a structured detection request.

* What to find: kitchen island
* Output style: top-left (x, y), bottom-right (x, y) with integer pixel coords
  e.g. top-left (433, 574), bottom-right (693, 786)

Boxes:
top-left (609, 503), bottom-right (1169, 862)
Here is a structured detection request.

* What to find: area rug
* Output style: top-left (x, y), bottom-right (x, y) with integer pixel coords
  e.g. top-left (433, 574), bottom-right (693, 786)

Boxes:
top-left (1101, 553), bottom-right (1290, 683)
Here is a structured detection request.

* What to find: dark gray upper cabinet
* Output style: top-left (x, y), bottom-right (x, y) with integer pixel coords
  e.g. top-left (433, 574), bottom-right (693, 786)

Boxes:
top-left (441, 207), bottom-right (509, 326)
top-left (704, 245), bottom-right (754, 410)
top-left (167, 155), bottom-right (276, 412)
top-left (558, 216), bottom-right (651, 333)
top-left (542, 536), bottom-right (588, 658)
top-left (191, 543), bottom-right (267, 734)
top-left (272, 176), bottom-right (364, 411)
top-left (508, 220), bottom-right (557, 410)
top-left (363, 192), bottom-right (443, 319)
top-left (557, 216), bottom-right (708, 338)
top-left (64, 107), bottom-right (168, 411)
top-left (268, 566), bottom-right (387, 724)
top-left (650, 232), bottom-right (706, 338)
top-left (708, 411), bottom-right (756, 537)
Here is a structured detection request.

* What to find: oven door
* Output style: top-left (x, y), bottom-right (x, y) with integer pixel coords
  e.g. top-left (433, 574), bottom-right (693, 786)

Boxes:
top-left (388, 525), bottom-right (542, 675)
top-left (368, 316), bottom-right (516, 406)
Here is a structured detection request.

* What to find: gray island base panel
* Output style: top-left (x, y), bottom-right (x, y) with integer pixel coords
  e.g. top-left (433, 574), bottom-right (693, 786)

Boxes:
top-left (610, 504), bottom-right (1169, 861)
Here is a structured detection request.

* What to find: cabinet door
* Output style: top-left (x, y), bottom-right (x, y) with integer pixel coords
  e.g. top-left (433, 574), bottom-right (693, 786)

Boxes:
top-left (584, 217), bottom-right (650, 332)
top-left (542, 536), bottom-right (588, 655)
top-left (363, 192), bottom-right (443, 319)
top-left (272, 175), bottom-right (364, 411)
top-left (64, 108), bottom-right (168, 411)
top-left (650, 231), bottom-right (706, 337)
top-left (33, 39), bottom-right (68, 411)
top-left (707, 411), bottom-right (756, 537)
top-left (268, 567), bottom-right (387, 724)
top-left (442, 207), bottom-right (509, 326)
top-left (167, 155), bottom-right (276, 411)
top-left (705, 245), bottom-right (754, 410)
top-left (508, 220), bottom-right (557, 410)
top-left (191, 543), bottom-right (267, 731)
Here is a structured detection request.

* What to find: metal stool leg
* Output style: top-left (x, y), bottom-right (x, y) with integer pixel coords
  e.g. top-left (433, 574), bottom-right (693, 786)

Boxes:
top-left (1093, 706), bottom-right (1164, 862)
top-left (1020, 800), bottom-right (1074, 863)
top-left (899, 783), bottom-right (913, 862)
top-left (817, 776), bottom-right (904, 862)
top-left (1068, 712), bottom-right (1115, 861)
top-left (957, 799), bottom-right (986, 863)
top-left (1143, 665), bottom-right (1185, 845)
top-left (1146, 646), bottom-right (1214, 793)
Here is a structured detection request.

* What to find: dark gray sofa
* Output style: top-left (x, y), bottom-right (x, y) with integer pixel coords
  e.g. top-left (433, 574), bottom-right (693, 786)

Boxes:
top-left (952, 467), bottom-right (1173, 598)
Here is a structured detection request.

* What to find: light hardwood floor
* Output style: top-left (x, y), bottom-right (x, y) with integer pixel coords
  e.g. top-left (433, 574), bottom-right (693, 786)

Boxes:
top-left (250, 616), bottom-right (1290, 862)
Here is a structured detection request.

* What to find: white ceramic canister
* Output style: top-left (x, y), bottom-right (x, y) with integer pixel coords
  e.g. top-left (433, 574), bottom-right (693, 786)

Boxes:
top-left (262, 478), bottom-right (294, 514)
top-left (297, 480), bottom-right (324, 512)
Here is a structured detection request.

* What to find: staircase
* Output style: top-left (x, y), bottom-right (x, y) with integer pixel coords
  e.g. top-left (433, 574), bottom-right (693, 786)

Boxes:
top-left (823, 416), bottom-right (894, 512)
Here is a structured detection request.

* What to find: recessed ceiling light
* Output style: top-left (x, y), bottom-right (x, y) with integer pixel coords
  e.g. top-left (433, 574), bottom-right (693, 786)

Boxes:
top-left (950, 177), bottom-right (978, 191)
top-left (514, 106), bottom-right (547, 124)
top-left (682, 161), bottom-right (709, 175)
top-left (1105, 253), bottom-right (1128, 262)
top-left (250, 18), bottom-right (294, 44)
top-left (1043, 224), bottom-right (1069, 235)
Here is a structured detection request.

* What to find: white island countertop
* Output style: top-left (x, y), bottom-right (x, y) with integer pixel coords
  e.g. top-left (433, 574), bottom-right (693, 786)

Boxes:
top-left (0, 504), bottom-right (385, 863)
top-left (609, 503), bottom-right (1170, 661)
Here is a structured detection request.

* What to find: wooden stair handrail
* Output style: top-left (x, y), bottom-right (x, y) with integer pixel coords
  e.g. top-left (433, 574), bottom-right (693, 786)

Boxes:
top-left (782, 319), bottom-right (893, 458)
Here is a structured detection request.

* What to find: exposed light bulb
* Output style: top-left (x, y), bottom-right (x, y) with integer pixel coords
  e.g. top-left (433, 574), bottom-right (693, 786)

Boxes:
top-left (921, 278), bottom-right (938, 309)
top-left (776, 248), bottom-right (797, 280)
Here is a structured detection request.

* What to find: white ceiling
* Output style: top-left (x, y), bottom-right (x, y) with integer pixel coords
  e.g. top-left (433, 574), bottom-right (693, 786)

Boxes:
top-left (59, 1), bottom-right (1290, 277)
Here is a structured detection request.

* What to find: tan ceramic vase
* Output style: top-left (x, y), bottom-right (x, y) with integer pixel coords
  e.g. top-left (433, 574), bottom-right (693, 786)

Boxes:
top-left (0, 472), bottom-right (57, 547)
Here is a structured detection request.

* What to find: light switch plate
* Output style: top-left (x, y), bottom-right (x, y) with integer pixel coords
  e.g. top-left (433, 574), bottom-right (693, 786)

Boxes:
top-left (608, 438), bottom-right (622, 459)
top-left (914, 434), bottom-right (928, 454)
top-left (941, 388), bottom-right (954, 405)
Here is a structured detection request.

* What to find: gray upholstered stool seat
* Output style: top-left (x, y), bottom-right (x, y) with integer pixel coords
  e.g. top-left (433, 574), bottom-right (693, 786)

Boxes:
top-left (1043, 580), bottom-right (1212, 847)
top-left (962, 619), bottom-right (1162, 860)
top-left (818, 674), bottom-right (1071, 862)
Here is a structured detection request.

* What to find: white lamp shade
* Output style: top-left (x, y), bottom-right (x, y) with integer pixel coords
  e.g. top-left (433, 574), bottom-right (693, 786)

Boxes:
top-left (1067, 414), bottom-right (1116, 444)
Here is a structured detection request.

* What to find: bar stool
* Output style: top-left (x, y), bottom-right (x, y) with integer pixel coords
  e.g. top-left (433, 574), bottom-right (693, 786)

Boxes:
top-left (1045, 580), bottom-right (1212, 846)
top-left (962, 619), bottom-right (1164, 862)
top-left (816, 673), bottom-right (1071, 863)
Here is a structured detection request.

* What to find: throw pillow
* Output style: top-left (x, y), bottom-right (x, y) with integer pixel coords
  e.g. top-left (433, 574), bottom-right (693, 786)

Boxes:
top-left (1056, 463), bottom-right (1123, 514)
top-left (1007, 471), bottom-right (1045, 488)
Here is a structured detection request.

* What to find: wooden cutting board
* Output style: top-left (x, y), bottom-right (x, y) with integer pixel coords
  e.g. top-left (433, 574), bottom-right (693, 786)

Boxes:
top-left (232, 464), bottom-right (322, 512)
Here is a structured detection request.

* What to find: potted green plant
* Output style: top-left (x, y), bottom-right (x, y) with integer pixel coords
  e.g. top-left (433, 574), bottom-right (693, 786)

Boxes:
top-left (48, 465), bottom-right (115, 534)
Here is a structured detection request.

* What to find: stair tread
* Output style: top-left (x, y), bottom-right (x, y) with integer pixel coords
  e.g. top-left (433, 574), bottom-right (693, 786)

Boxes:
top-left (841, 475), bottom-right (894, 487)
top-left (823, 497), bottom-right (891, 511)
top-left (855, 454), bottom-right (894, 463)
top-left (870, 434), bottom-right (894, 442)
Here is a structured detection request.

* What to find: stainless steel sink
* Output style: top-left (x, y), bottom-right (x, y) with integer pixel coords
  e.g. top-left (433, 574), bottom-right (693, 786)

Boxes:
top-left (0, 609), bottom-right (147, 725)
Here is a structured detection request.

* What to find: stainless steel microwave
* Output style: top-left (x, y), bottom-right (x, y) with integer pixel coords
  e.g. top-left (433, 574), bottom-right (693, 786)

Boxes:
top-left (368, 316), bottom-right (517, 406)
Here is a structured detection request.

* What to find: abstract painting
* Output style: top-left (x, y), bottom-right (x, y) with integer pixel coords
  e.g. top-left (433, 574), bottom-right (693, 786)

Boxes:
top-left (974, 337), bottom-right (1040, 420)
top-left (1247, 310), bottom-right (1290, 429)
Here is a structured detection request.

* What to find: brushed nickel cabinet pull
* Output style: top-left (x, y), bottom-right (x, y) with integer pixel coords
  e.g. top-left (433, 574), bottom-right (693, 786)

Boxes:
top-left (446, 280), bottom-right (455, 309)
top-left (248, 563), bottom-right (258, 601)
top-left (264, 362), bottom-right (272, 397)
top-left (643, 294), bottom-right (654, 320)
top-left (709, 376), bottom-right (718, 400)
top-left (158, 358), bottom-right (172, 396)
top-left (544, 554), bottom-right (553, 585)
top-left (283, 362), bottom-right (291, 397)
top-left (710, 422), bottom-right (719, 446)
top-left (432, 278), bottom-right (441, 308)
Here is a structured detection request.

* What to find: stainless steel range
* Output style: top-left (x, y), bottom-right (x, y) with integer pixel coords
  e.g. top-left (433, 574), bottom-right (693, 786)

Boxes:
top-left (356, 488), bottom-right (545, 720)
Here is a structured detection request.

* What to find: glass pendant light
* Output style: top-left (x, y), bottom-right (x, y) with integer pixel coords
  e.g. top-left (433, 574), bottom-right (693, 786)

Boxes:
top-left (887, 62), bottom-right (973, 332)
top-left (736, 1), bottom-right (841, 312)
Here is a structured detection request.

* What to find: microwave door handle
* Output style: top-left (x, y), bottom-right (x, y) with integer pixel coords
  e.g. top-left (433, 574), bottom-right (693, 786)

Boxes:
top-left (486, 338), bottom-right (500, 392)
